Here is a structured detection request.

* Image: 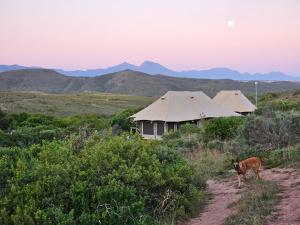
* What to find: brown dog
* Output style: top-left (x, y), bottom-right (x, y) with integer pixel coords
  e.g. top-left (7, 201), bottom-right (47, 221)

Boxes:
top-left (232, 157), bottom-right (262, 188)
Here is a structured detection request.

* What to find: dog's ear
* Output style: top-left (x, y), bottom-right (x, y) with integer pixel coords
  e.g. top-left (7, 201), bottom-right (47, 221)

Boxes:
top-left (236, 157), bottom-right (239, 162)
top-left (231, 159), bottom-right (235, 164)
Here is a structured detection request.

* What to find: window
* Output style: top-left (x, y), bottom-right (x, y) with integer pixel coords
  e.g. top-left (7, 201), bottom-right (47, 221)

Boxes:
top-left (143, 121), bottom-right (154, 135)
top-left (157, 121), bottom-right (165, 135)
top-left (167, 122), bottom-right (176, 132)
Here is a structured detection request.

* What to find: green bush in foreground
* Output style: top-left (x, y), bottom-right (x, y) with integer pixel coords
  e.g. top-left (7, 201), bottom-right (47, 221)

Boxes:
top-left (0, 133), bottom-right (202, 225)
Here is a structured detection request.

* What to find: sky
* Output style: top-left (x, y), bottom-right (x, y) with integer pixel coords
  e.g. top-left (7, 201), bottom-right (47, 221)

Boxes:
top-left (0, 0), bottom-right (300, 76)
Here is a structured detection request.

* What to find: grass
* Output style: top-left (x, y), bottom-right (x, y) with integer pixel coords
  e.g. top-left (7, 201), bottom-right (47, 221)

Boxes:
top-left (189, 150), bottom-right (231, 180)
top-left (225, 179), bottom-right (281, 225)
top-left (0, 91), bottom-right (154, 116)
top-left (264, 144), bottom-right (300, 170)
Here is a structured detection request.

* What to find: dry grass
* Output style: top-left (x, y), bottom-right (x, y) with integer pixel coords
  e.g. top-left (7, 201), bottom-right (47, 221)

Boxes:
top-left (225, 179), bottom-right (281, 225)
top-left (186, 149), bottom-right (232, 181)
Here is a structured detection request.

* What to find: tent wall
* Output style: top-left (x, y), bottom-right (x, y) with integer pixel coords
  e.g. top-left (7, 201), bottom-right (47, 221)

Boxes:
top-left (139, 120), bottom-right (203, 139)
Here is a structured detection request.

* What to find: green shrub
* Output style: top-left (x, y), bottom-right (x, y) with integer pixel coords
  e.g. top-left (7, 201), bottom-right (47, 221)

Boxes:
top-left (234, 147), bottom-right (269, 162)
top-left (110, 108), bottom-right (140, 132)
top-left (0, 112), bottom-right (111, 148)
top-left (241, 113), bottom-right (300, 151)
top-left (0, 133), bottom-right (202, 224)
top-left (203, 117), bottom-right (244, 142)
top-left (179, 123), bottom-right (202, 134)
top-left (0, 110), bottom-right (11, 130)
top-left (259, 92), bottom-right (279, 102)
top-left (0, 130), bottom-right (13, 147)
top-left (163, 129), bottom-right (202, 154)
top-left (266, 145), bottom-right (300, 168)
top-left (270, 99), bottom-right (300, 111)
top-left (207, 139), bottom-right (227, 152)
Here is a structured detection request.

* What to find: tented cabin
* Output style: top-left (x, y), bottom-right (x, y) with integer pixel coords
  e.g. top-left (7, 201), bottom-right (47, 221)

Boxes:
top-left (131, 91), bottom-right (240, 139)
top-left (213, 90), bottom-right (256, 115)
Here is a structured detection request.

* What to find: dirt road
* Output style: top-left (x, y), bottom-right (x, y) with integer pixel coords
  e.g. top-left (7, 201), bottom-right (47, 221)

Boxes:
top-left (264, 168), bottom-right (300, 225)
top-left (185, 168), bottom-right (300, 225)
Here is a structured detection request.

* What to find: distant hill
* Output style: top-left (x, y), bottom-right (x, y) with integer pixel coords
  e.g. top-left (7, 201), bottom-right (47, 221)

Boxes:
top-left (1, 61), bottom-right (299, 81)
top-left (0, 65), bottom-right (37, 72)
top-left (54, 61), bottom-right (300, 81)
top-left (0, 69), bottom-right (300, 97)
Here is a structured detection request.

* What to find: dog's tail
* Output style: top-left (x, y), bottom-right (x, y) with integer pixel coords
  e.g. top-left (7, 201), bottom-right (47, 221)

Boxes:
top-left (258, 156), bottom-right (268, 170)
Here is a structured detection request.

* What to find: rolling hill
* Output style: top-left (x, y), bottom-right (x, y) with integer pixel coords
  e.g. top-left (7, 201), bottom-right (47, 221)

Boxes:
top-left (0, 69), bottom-right (299, 97)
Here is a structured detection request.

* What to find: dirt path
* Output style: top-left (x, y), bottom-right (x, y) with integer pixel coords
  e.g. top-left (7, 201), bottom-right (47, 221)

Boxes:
top-left (263, 168), bottom-right (300, 225)
top-left (185, 168), bottom-right (300, 225)
top-left (185, 178), bottom-right (242, 225)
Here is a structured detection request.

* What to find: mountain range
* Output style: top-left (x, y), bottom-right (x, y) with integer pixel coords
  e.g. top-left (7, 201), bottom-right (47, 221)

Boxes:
top-left (0, 61), bottom-right (299, 81)
top-left (0, 69), bottom-right (299, 97)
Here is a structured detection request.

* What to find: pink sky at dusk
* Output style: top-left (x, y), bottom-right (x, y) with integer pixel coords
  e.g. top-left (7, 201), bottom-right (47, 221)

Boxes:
top-left (0, 0), bottom-right (299, 76)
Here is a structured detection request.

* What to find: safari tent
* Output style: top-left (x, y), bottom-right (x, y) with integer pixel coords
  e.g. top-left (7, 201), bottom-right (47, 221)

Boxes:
top-left (213, 90), bottom-right (256, 115)
top-left (131, 91), bottom-right (240, 139)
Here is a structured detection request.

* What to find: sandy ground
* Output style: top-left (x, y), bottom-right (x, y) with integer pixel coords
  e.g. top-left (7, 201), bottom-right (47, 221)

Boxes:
top-left (185, 168), bottom-right (300, 225)
top-left (185, 177), bottom-right (242, 225)
top-left (263, 168), bottom-right (300, 225)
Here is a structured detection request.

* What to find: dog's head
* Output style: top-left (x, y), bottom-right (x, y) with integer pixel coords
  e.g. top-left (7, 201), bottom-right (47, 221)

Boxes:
top-left (232, 158), bottom-right (241, 173)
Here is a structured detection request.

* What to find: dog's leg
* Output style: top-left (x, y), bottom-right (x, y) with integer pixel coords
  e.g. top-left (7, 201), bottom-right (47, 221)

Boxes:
top-left (256, 169), bottom-right (260, 179)
top-left (253, 167), bottom-right (260, 179)
top-left (237, 175), bottom-right (241, 188)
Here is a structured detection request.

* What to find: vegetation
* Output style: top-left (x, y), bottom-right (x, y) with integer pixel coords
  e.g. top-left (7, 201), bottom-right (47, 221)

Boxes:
top-left (0, 112), bottom-right (110, 148)
top-left (203, 117), bottom-right (244, 141)
top-left (225, 179), bottom-right (280, 225)
top-left (0, 134), bottom-right (204, 225)
top-left (110, 108), bottom-right (140, 132)
top-left (1, 89), bottom-right (300, 224)
top-left (0, 92), bottom-right (154, 116)
top-left (0, 110), bottom-right (205, 224)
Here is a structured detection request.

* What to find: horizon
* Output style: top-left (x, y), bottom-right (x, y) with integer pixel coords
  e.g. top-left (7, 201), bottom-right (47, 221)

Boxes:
top-left (0, 0), bottom-right (299, 76)
top-left (1, 60), bottom-right (300, 77)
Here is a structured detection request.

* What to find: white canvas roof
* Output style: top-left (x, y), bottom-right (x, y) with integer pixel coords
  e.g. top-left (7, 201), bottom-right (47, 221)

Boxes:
top-left (131, 91), bottom-right (240, 122)
top-left (213, 90), bottom-right (257, 113)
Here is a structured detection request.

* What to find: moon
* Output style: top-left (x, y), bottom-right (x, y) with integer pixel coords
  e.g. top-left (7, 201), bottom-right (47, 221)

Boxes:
top-left (227, 20), bottom-right (235, 28)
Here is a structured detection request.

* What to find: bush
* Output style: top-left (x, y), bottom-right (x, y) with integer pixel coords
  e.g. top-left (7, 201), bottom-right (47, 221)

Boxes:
top-left (163, 124), bottom-right (203, 154)
top-left (241, 113), bottom-right (300, 151)
top-left (0, 130), bottom-right (13, 147)
top-left (265, 145), bottom-right (300, 168)
top-left (0, 112), bottom-right (111, 148)
top-left (270, 99), bottom-right (300, 111)
top-left (179, 123), bottom-right (202, 134)
top-left (203, 117), bottom-right (244, 142)
top-left (110, 109), bottom-right (140, 132)
top-left (259, 92), bottom-right (279, 103)
top-left (0, 110), bottom-right (11, 130)
top-left (0, 133), bottom-right (202, 224)
top-left (207, 139), bottom-right (228, 152)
